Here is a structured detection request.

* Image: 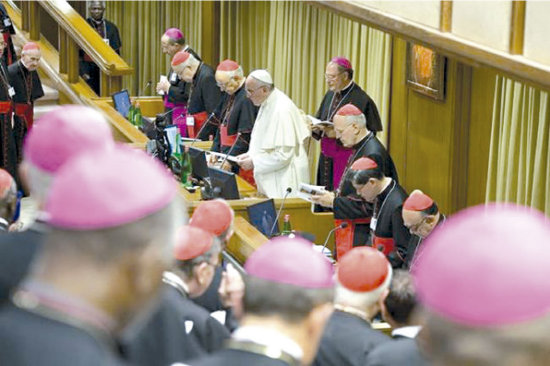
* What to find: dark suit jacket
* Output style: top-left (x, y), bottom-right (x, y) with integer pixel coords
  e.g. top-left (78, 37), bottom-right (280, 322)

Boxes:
top-left (0, 224), bottom-right (45, 303)
top-left (122, 284), bottom-right (230, 366)
top-left (0, 302), bottom-right (125, 366)
top-left (313, 310), bottom-right (390, 366)
top-left (189, 348), bottom-right (292, 366)
top-left (365, 335), bottom-right (429, 366)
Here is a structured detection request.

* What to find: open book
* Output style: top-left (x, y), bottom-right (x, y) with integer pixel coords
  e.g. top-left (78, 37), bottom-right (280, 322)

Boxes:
top-left (308, 115), bottom-right (333, 128)
top-left (297, 183), bottom-right (327, 202)
top-left (207, 151), bottom-right (239, 163)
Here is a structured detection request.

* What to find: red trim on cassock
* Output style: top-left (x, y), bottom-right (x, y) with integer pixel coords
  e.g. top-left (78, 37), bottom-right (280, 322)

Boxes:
top-left (188, 111), bottom-right (208, 138)
top-left (334, 218), bottom-right (371, 259)
top-left (220, 124), bottom-right (237, 147)
top-left (372, 236), bottom-right (395, 256)
top-left (0, 101), bottom-right (12, 114)
top-left (15, 103), bottom-right (33, 130)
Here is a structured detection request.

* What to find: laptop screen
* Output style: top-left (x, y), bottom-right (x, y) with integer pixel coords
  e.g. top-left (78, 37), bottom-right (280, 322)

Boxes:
top-left (247, 199), bottom-right (279, 238)
top-left (112, 89), bottom-right (131, 118)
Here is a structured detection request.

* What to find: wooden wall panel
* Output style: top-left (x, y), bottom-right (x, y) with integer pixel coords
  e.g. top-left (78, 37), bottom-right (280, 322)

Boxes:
top-left (466, 66), bottom-right (497, 207)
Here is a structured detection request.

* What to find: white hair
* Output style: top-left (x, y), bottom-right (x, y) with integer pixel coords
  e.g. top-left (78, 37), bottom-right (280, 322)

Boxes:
top-left (339, 114), bottom-right (367, 130)
top-left (26, 162), bottom-right (54, 207)
top-left (173, 54), bottom-right (200, 72)
top-left (334, 264), bottom-right (393, 308)
top-left (216, 66), bottom-right (244, 80)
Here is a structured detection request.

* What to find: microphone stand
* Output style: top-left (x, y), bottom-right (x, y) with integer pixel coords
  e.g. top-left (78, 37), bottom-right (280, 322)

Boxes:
top-left (269, 187), bottom-right (293, 237)
top-left (138, 80), bottom-right (152, 97)
top-left (218, 133), bottom-right (242, 170)
top-left (190, 112), bottom-right (218, 147)
top-left (321, 222), bottom-right (349, 254)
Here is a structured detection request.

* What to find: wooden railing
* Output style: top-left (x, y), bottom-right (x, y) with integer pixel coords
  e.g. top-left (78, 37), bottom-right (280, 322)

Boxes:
top-left (19, 0), bottom-right (133, 97)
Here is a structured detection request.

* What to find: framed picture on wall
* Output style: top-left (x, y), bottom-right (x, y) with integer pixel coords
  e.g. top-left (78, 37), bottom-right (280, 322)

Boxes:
top-left (406, 42), bottom-right (446, 101)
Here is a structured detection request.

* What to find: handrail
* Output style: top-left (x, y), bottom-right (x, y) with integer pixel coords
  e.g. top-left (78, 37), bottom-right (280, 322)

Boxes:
top-left (39, 0), bottom-right (132, 76)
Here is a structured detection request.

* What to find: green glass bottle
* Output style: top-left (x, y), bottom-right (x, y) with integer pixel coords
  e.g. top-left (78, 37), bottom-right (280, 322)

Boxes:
top-left (133, 102), bottom-right (142, 128)
top-left (127, 101), bottom-right (135, 125)
top-left (181, 145), bottom-right (192, 187)
top-left (281, 214), bottom-right (292, 236)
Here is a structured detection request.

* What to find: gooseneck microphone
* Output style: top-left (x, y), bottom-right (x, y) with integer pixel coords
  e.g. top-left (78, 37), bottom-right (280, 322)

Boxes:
top-left (138, 80), bottom-right (152, 97)
top-left (219, 133), bottom-right (242, 169)
top-left (190, 112), bottom-right (217, 147)
top-left (321, 222), bottom-right (349, 254)
top-left (269, 187), bottom-right (293, 237)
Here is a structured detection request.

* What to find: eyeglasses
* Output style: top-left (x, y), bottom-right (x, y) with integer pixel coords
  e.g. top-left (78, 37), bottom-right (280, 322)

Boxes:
top-left (406, 217), bottom-right (427, 233)
top-left (324, 72), bottom-right (343, 81)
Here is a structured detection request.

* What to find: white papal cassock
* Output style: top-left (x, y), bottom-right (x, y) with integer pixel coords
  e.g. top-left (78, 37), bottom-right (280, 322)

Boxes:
top-left (249, 88), bottom-right (310, 198)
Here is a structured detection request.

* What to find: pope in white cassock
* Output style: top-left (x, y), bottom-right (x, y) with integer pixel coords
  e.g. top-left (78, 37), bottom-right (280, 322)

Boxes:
top-left (236, 70), bottom-right (310, 198)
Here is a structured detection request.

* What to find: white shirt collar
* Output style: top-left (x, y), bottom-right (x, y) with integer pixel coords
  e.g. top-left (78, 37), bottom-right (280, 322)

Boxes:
top-left (391, 325), bottom-right (422, 338)
top-left (233, 325), bottom-right (304, 361)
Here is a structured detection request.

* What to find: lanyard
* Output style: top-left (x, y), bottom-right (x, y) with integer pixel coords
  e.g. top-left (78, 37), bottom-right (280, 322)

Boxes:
top-left (371, 180), bottom-right (397, 233)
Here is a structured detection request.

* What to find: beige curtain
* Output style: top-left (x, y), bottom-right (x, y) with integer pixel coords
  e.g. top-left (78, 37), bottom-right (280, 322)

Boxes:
top-left (219, 1), bottom-right (391, 143)
top-left (104, 1), bottom-right (203, 95)
top-left (486, 75), bottom-right (550, 214)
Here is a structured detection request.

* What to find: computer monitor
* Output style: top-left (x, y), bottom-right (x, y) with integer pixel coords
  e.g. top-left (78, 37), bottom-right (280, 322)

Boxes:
top-left (188, 147), bottom-right (208, 181)
top-left (246, 199), bottom-right (280, 238)
top-left (112, 89), bottom-right (131, 118)
top-left (208, 167), bottom-right (240, 200)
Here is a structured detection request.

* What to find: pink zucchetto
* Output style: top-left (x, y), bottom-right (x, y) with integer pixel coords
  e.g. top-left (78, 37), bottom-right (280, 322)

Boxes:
top-left (403, 191), bottom-right (434, 211)
top-left (190, 199), bottom-right (234, 236)
top-left (174, 225), bottom-right (214, 261)
top-left (331, 56), bottom-right (352, 70)
top-left (245, 237), bottom-right (334, 289)
top-left (164, 28), bottom-right (184, 40)
top-left (335, 104), bottom-right (362, 116)
top-left (24, 105), bottom-right (114, 174)
top-left (171, 51), bottom-right (191, 67)
top-left (22, 42), bottom-right (40, 52)
top-left (216, 59), bottom-right (240, 72)
top-left (413, 203), bottom-right (550, 327)
top-left (338, 247), bottom-right (391, 293)
top-left (45, 145), bottom-right (177, 230)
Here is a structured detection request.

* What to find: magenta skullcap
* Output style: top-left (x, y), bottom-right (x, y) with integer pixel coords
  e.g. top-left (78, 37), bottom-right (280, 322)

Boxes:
top-left (164, 28), bottom-right (184, 40)
top-left (331, 56), bottom-right (352, 70)
top-left (24, 105), bottom-right (114, 174)
top-left (245, 236), bottom-right (334, 289)
top-left (45, 144), bottom-right (177, 230)
top-left (413, 203), bottom-right (550, 327)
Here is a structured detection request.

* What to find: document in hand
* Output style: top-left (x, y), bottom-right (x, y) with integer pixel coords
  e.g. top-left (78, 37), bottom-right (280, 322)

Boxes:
top-left (307, 115), bottom-right (333, 128)
top-left (297, 183), bottom-right (327, 202)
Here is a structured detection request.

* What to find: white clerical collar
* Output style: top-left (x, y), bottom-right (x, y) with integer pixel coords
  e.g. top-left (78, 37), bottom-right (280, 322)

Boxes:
top-left (391, 325), bottom-right (422, 338)
top-left (233, 325), bottom-right (304, 361)
top-left (162, 271), bottom-right (189, 296)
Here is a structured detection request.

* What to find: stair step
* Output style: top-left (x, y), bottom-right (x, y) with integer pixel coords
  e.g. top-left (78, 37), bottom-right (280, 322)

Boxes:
top-left (35, 85), bottom-right (59, 106)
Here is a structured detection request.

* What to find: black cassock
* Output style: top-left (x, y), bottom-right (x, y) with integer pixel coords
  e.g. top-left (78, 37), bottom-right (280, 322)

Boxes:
top-left (211, 84), bottom-right (258, 172)
top-left (0, 58), bottom-right (16, 179)
top-left (370, 180), bottom-right (411, 268)
top-left (365, 335), bottom-right (429, 366)
top-left (122, 282), bottom-right (230, 366)
top-left (164, 47), bottom-right (201, 124)
top-left (189, 342), bottom-right (300, 366)
top-left (8, 60), bottom-right (44, 164)
top-left (0, 302), bottom-right (125, 366)
top-left (315, 82), bottom-right (383, 192)
top-left (313, 310), bottom-right (390, 366)
top-left (189, 63), bottom-right (222, 141)
top-left (0, 221), bottom-right (46, 303)
top-left (79, 18), bottom-right (121, 94)
top-left (332, 133), bottom-right (398, 258)
top-left (0, 4), bottom-right (17, 66)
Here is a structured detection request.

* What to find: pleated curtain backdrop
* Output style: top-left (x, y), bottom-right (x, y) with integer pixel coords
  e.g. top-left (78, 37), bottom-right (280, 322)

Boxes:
top-left (486, 75), bottom-right (550, 214)
top-left (104, 1), bottom-right (203, 95)
top-left (219, 1), bottom-right (392, 144)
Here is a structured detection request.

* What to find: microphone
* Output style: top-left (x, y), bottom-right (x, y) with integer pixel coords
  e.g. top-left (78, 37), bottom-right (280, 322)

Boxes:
top-left (269, 187), bottom-right (293, 237)
top-left (321, 222), bottom-right (349, 255)
top-left (190, 112), bottom-right (217, 146)
top-left (138, 80), bottom-right (152, 97)
top-left (219, 133), bottom-right (242, 169)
